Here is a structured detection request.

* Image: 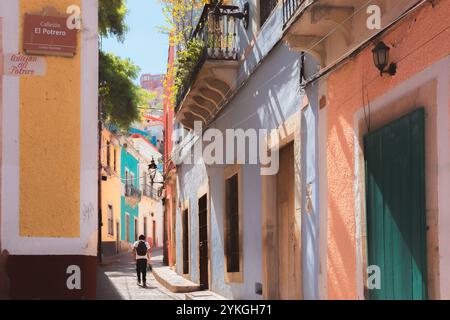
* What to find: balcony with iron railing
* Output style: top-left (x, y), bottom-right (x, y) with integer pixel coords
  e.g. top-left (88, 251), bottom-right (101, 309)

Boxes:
top-left (142, 184), bottom-right (163, 200)
top-left (282, 0), bottom-right (421, 69)
top-left (124, 183), bottom-right (141, 205)
top-left (175, 3), bottom-right (249, 131)
top-left (282, 0), bottom-right (307, 27)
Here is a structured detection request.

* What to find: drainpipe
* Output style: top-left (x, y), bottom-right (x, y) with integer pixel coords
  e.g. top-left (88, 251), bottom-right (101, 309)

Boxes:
top-left (162, 198), bottom-right (169, 265)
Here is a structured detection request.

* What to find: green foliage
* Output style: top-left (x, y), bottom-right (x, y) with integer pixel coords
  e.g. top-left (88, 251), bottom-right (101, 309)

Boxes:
top-left (99, 0), bottom-right (128, 42)
top-left (159, 0), bottom-right (207, 50)
top-left (99, 0), bottom-right (145, 130)
top-left (99, 52), bottom-right (147, 130)
top-left (174, 38), bottom-right (206, 102)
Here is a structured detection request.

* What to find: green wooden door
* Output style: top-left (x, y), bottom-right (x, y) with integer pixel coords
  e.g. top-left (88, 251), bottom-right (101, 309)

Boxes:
top-left (365, 108), bottom-right (427, 300)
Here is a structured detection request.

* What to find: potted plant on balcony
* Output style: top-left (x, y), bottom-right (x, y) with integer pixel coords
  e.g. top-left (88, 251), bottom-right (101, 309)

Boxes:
top-left (174, 37), bottom-right (206, 107)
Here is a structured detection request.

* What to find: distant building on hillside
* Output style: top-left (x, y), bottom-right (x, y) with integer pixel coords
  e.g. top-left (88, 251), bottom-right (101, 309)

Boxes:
top-left (140, 73), bottom-right (164, 118)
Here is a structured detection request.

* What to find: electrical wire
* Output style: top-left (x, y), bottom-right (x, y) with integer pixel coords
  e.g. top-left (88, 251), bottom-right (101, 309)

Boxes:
top-left (167, 0), bottom-right (379, 159)
top-left (154, 0), bottom-right (433, 169)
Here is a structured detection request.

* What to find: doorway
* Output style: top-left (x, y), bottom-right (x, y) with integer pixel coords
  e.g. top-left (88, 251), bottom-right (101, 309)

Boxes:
top-left (198, 194), bottom-right (209, 290)
top-left (152, 220), bottom-right (156, 247)
top-left (125, 214), bottom-right (130, 243)
top-left (116, 222), bottom-right (120, 253)
top-left (365, 108), bottom-right (427, 300)
top-left (276, 142), bottom-right (301, 299)
top-left (134, 217), bottom-right (138, 242)
top-left (182, 208), bottom-right (189, 275)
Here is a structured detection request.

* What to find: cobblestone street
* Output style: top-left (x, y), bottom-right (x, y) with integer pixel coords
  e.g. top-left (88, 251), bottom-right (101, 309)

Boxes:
top-left (97, 249), bottom-right (185, 300)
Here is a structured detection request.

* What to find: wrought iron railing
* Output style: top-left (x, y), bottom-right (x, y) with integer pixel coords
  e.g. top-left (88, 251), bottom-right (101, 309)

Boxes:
top-left (261, 0), bottom-right (279, 27)
top-left (282, 0), bottom-right (307, 26)
top-left (125, 184), bottom-right (141, 201)
top-left (142, 184), bottom-right (162, 200)
top-left (175, 3), bottom-right (242, 112)
top-left (193, 3), bottom-right (240, 60)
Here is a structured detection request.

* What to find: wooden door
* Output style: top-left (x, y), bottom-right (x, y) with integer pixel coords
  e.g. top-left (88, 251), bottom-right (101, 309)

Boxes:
top-left (152, 220), bottom-right (156, 247)
top-left (365, 108), bottom-right (427, 300)
top-left (125, 214), bottom-right (130, 242)
top-left (182, 209), bottom-right (189, 275)
top-left (198, 194), bottom-right (209, 290)
top-left (276, 142), bottom-right (301, 299)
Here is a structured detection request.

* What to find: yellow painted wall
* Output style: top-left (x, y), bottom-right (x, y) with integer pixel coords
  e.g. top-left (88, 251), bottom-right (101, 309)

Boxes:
top-left (19, 0), bottom-right (81, 237)
top-left (101, 129), bottom-right (122, 242)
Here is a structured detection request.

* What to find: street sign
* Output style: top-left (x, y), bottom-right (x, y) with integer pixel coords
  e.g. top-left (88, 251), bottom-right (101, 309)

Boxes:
top-left (23, 13), bottom-right (77, 57)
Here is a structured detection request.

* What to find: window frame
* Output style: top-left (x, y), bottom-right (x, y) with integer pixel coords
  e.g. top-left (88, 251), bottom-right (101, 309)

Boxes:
top-left (223, 164), bottom-right (244, 283)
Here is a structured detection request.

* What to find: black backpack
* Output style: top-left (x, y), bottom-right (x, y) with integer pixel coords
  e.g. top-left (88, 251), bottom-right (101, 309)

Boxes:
top-left (136, 241), bottom-right (148, 256)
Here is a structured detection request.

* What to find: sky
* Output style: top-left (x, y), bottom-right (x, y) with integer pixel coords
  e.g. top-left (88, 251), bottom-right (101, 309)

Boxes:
top-left (102, 0), bottom-right (169, 81)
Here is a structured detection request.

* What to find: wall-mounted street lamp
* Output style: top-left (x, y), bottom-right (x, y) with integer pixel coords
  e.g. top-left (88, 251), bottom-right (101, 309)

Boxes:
top-left (148, 157), bottom-right (158, 185)
top-left (229, 2), bottom-right (250, 30)
top-left (372, 41), bottom-right (397, 76)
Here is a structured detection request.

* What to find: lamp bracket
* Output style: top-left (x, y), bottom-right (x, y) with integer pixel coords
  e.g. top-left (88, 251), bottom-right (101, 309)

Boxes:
top-left (382, 63), bottom-right (397, 76)
top-left (229, 2), bottom-right (250, 30)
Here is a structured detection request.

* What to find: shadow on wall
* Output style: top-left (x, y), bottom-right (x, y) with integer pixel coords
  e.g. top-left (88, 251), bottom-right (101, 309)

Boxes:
top-left (328, 196), bottom-right (356, 299)
top-left (327, 112), bottom-right (358, 299)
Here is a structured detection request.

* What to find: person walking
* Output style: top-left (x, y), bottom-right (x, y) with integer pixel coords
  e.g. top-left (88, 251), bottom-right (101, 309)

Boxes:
top-left (133, 235), bottom-right (150, 287)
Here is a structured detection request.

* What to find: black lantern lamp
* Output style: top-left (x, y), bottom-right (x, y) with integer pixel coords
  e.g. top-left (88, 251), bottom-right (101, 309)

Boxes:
top-left (148, 157), bottom-right (158, 185)
top-left (372, 41), bottom-right (397, 76)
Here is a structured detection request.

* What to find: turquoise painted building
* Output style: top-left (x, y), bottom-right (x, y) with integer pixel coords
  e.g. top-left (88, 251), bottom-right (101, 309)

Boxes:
top-left (121, 148), bottom-right (140, 243)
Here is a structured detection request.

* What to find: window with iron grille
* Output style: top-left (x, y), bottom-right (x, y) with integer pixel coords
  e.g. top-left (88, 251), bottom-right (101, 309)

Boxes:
top-left (225, 173), bottom-right (240, 273)
top-left (106, 141), bottom-right (111, 167)
top-left (107, 205), bottom-right (114, 236)
top-left (260, 0), bottom-right (278, 27)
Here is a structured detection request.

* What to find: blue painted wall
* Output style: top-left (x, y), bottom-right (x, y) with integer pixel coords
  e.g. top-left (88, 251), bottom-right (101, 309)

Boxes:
top-left (176, 43), bottom-right (305, 300)
top-left (175, 1), bottom-right (322, 299)
top-left (301, 58), bottom-right (321, 300)
top-left (121, 148), bottom-right (140, 243)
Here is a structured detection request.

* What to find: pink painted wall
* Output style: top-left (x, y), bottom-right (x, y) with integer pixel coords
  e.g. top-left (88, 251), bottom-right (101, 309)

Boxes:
top-left (326, 1), bottom-right (450, 299)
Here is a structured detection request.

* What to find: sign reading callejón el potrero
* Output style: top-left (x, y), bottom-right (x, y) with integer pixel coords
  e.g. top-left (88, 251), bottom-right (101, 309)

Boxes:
top-left (23, 13), bottom-right (77, 57)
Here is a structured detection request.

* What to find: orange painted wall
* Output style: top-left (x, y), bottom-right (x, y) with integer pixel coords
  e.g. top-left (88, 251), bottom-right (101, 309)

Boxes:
top-left (326, 1), bottom-right (450, 299)
top-left (0, 19), bottom-right (2, 250)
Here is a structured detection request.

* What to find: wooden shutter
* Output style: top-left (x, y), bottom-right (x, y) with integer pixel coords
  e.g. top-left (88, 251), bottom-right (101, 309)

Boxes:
top-left (183, 209), bottom-right (189, 274)
top-left (365, 108), bottom-right (427, 300)
top-left (225, 174), bottom-right (240, 272)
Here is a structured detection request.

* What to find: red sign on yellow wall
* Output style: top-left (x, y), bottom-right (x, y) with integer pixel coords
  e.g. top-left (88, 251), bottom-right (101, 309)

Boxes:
top-left (23, 14), bottom-right (77, 57)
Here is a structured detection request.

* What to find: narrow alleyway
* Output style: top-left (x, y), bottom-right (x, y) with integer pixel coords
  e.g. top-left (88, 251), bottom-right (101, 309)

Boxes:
top-left (96, 248), bottom-right (185, 300)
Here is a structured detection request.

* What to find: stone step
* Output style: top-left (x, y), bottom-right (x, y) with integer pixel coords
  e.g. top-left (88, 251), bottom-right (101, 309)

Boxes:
top-left (152, 266), bottom-right (201, 293)
top-left (185, 291), bottom-right (227, 300)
